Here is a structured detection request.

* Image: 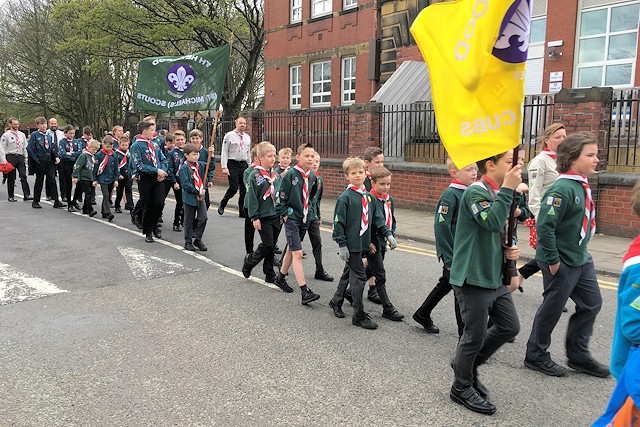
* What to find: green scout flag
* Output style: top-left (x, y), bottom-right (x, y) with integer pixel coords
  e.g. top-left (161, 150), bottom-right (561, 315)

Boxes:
top-left (134, 45), bottom-right (230, 112)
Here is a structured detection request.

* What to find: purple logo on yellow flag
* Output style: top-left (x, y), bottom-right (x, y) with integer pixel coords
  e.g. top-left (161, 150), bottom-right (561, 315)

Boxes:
top-left (410, 0), bottom-right (532, 169)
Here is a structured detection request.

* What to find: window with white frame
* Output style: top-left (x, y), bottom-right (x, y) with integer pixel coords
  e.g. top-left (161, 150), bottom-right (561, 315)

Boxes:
top-left (312, 0), bottom-right (331, 18)
top-left (576, 2), bottom-right (640, 88)
top-left (311, 61), bottom-right (331, 106)
top-left (344, 0), bottom-right (357, 9)
top-left (290, 65), bottom-right (302, 109)
top-left (341, 57), bottom-right (356, 105)
top-left (291, 0), bottom-right (302, 23)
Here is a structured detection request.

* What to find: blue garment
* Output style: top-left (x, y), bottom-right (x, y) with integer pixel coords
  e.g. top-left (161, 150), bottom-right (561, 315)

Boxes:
top-left (93, 149), bottom-right (120, 184)
top-left (198, 146), bottom-right (215, 183)
top-left (167, 147), bottom-right (185, 184)
top-left (179, 160), bottom-right (206, 207)
top-left (58, 137), bottom-right (82, 162)
top-left (129, 138), bottom-right (168, 176)
top-left (27, 130), bottom-right (56, 163)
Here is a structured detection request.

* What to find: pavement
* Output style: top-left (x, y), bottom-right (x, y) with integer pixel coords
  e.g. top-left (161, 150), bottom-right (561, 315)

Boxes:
top-left (209, 183), bottom-right (632, 278)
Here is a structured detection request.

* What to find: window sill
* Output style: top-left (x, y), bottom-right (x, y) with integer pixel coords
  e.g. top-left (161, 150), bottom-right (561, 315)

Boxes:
top-left (339, 7), bottom-right (357, 16)
top-left (309, 13), bottom-right (332, 23)
top-left (287, 21), bottom-right (302, 29)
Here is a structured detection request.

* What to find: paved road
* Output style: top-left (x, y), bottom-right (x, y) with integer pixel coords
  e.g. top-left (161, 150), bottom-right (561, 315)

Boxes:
top-left (0, 181), bottom-right (618, 426)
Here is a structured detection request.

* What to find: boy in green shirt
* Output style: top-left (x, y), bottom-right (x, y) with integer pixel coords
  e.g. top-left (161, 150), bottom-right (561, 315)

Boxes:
top-left (525, 132), bottom-right (609, 379)
top-left (242, 142), bottom-right (280, 283)
top-left (72, 139), bottom-right (100, 217)
top-left (329, 157), bottom-right (397, 330)
top-left (449, 149), bottom-right (522, 415)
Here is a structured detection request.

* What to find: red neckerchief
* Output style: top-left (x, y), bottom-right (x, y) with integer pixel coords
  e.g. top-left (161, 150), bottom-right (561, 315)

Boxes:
top-left (542, 147), bottom-right (556, 159)
top-left (63, 137), bottom-right (74, 153)
top-left (449, 178), bottom-right (468, 191)
top-left (190, 161), bottom-right (204, 193)
top-left (347, 184), bottom-right (369, 236)
top-left (116, 148), bottom-right (129, 169)
top-left (11, 130), bottom-right (21, 150)
top-left (137, 137), bottom-right (157, 167)
top-left (294, 165), bottom-right (310, 222)
top-left (482, 175), bottom-right (500, 191)
top-left (557, 171), bottom-right (595, 244)
top-left (254, 165), bottom-right (276, 203)
top-left (366, 170), bottom-right (371, 179)
top-left (38, 130), bottom-right (48, 149)
top-left (97, 148), bottom-right (113, 175)
top-left (235, 130), bottom-right (245, 151)
top-left (370, 189), bottom-right (392, 229)
top-left (622, 235), bottom-right (640, 270)
top-left (81, 137), bottom-right (91, 148)
top-left (82, 149), bottom-right (95, 168)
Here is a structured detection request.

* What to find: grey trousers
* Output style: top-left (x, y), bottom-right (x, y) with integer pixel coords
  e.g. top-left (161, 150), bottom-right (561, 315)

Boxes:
top-left (452, 283), bottom-right (520, 388)
top-left (526, 256), bottom-right (602, 363)
top-left (331, 252), bottom-right (367, 320)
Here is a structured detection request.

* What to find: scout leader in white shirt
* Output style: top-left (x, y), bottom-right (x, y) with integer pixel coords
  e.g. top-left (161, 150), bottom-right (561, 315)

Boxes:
top-left (0, 117), bottom-right (31, 201)
top-left (218, 116), bottom-right (251, 217)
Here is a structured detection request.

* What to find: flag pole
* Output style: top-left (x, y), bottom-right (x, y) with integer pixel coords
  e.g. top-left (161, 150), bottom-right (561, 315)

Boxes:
top-left (198, 109), bottom-right (220, 202)
top-left (504, 144), bottom-right (523, 292)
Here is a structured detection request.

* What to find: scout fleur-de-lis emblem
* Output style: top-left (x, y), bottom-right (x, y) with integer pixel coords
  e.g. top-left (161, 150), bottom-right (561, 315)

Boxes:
top-left (167, 64), bottom-right (195, 93)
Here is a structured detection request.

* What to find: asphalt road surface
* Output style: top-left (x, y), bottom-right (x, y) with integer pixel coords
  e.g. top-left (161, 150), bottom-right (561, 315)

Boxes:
top-left (0, 180), bottom-right (619, 426)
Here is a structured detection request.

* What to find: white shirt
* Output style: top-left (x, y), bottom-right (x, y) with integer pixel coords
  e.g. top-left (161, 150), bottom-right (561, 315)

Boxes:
top-left (221, 129), bottom-right (250, 168)
top-left (527, 152), bottom-right (558, 217)
top-left (0, 129), bottom-right (28, 162)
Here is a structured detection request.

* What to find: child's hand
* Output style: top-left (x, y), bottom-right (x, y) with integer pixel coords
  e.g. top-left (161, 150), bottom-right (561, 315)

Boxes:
top-left (516, 182), bottom-right (529, 194)
top-left (387, 235), bottom-right (398, 250)
top-left (119, 175), bottom-right (123, 180)
top-left (505, 245), bottom-right (520, 261)
top-left (199, 188), bottom-right (206, 196)
top-left (253, 219), bottom-right (261, 231)
top-left (92, 181), bottom-right (98, 187)
top-left (72, 178), bottom-right (78, 184)
top-left (173, 183), bottom-right (180, 190)
top-left (209, 145), bottom-right (214, 153)
top-left (507, 274), bottom-right (523, 293)
top-left (369, 243), bottom-right (377, 254)
top-left (114, 181), bottom-right (118, 188)
top-left (502, 164), bottom-right (522, 190)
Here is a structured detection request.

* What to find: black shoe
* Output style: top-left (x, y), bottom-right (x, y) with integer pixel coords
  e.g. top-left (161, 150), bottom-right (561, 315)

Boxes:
top-left (32, 202), bottom-right (42, 209)
top-left (23, 196), bottom-right (33, 201)
top-left (109, 200), bottom-right (114, 208)
top-left (68, 206), bottom-right (76, 213)
top-left (352, 314), bottom-right (378, 329)
top-left (265, 275), bottom-right (277, 284)
top-left (107, 214), bottom-right (114, 222)
top-left (345, 288), bottom-right (353, 305)
top-left (450, 385), bottom-right (496, 415)
top-left (7, 197), bottom-right (17, 202)
top-left (115, 207), bottom-right (122, 213)
top-left (61, 197), bottom-right (67, 202)
top-left (89, 211), bottom-right (97, 217)
top-left (524, 358), bottom-right (567, 377)
top-left (46, 195), bottom-right (51, 201)
top-left (193, 240), bottom-right (207, 251)
top-left (473, 367), bottom-right (489, 399)
top-left (412, 312), bottom-right (440, 334)
top-left (274, 245), bottom-right (282, 254)
top-left (184, 241), bottom-right (196, 251)
top-left (329, 300), bottom-right (345, 318)
top-left (53, 201), bottom-right (66, 208)
top-left (145, 234), bottom-right (154, 243)
top-left (153, 227), bottom-right (162, 239)
top-left (274, 274), bottom-right (294, 293)
top-left (314, 270), bottom-right (334, 282)
top-left (368, 287), bottom-right (382, 304)
top-left (382, 307), bottom-right (405, 321)
top-left (242, 254), bottom-right (252, 278)
top-left (125, 204), bottom-right (134, 211)
top-left (301, 287), bottom-right (320, 305)
top-left (567, 358), bottom-right (610, 378)
top-left (73, 202), bottom-right (81, 210)
top-left (173, 224), bottom-right (182, 232)
top-left (217, 205), bottom-right (224, 215)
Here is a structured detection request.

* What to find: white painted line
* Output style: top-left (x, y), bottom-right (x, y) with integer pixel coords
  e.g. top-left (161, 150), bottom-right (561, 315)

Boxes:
top-left (0, 263), bottom-right (68, 305)
top-left (118, 247), bottom-right (201, 279)
top-left (14, 193), bottom-right (282, 291)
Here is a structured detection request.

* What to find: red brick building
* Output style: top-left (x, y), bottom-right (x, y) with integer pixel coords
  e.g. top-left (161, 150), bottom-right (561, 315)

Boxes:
top-left (264, 0), bottom-right (640, 107)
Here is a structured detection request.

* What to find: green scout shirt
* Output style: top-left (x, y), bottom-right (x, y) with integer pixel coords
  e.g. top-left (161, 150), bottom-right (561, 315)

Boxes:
top-left (370, 193), bottom-right (396, 255)
top-left (535, 178), bottom-right (593, 267)
top-left (434, 184), bottom-right (465, 268)
top-left (332, 188), bottom-right (391, 253)
top-left (245, 167), bottom-right (277, 220)
top-left (276, 167), bottom-right (317, 223)
top-left (310, 175), bottom-right (324, 221)
top-left (450, 182), bottom-right (515, 289)
top-left (72, 152), bottom-right (95, 181)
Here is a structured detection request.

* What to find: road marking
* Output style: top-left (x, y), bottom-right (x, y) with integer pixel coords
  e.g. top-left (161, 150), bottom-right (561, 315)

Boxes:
top-left (118, 247), bottom-right (201, 279)
top-left (0, 263), bottom-right (68, 305)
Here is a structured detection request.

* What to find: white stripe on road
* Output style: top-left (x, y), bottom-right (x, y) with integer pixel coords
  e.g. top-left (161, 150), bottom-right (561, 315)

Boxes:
top-left (0, 263), bottom-right (68, 305)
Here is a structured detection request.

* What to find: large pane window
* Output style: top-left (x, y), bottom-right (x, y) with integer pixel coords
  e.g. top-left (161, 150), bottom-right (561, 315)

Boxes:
top-left (291, 0), bottom-right (301, 23)
top-left (312, 0), bottom-right (331, 17)
top-left (344, 0), bottom-right (357, 9)
top-left (290, 65), bottom-right (302, 109)
top-left (341, 57), bottom-right (356, 105)
top-left (576, 3), bottom-right (640, 88)
top-left (311, 61), bottom-right (331, 106)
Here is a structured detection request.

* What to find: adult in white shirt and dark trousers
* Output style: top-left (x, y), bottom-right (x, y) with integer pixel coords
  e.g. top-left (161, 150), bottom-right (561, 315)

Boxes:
top-left (218, 117), bottom-right (251, 218)
top-left (0, 118), bottom-right (31, 202)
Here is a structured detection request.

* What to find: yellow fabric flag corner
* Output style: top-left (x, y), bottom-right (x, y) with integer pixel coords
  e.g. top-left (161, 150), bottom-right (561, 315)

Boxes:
top-left (410, 0), bottom-right (532, 169)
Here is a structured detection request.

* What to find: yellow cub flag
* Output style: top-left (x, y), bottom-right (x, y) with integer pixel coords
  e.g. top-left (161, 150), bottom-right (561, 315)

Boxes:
top-left (410, 0), bottom-right (532, 169)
